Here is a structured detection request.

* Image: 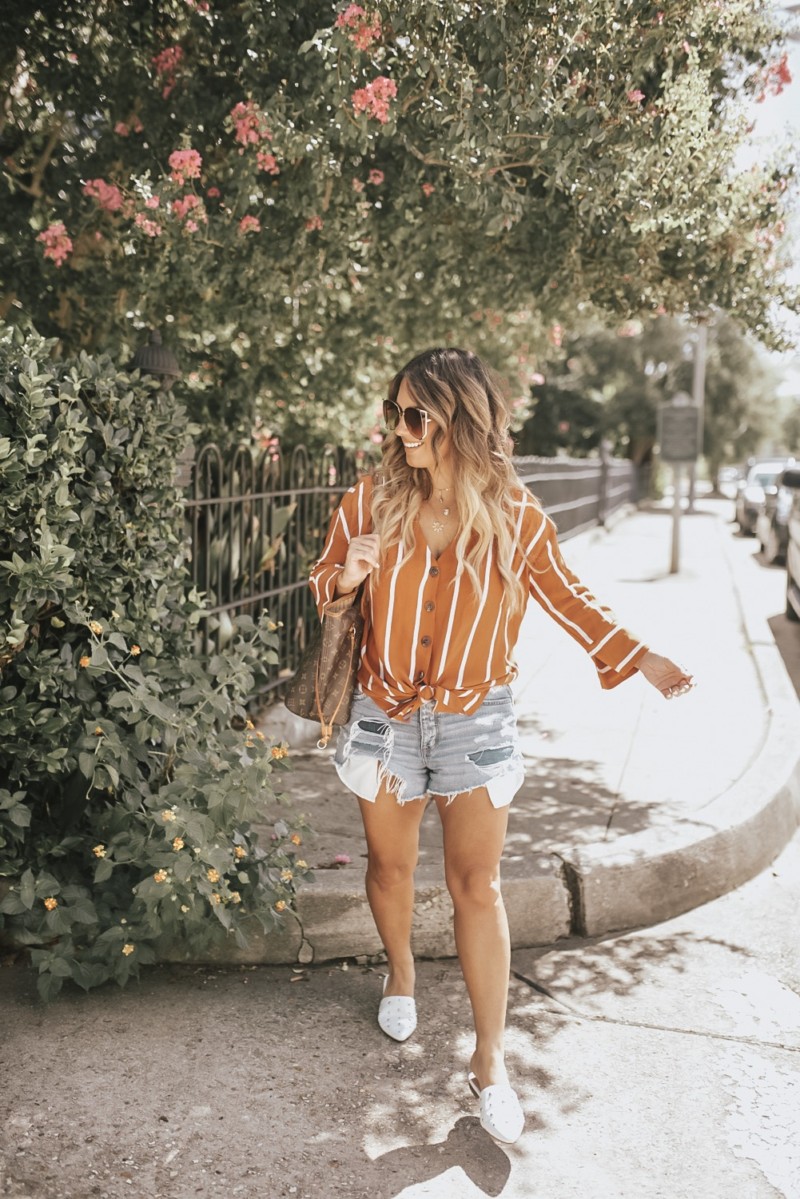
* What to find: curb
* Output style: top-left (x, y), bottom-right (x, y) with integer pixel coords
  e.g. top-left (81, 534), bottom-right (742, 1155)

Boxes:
top-left (160, 512), bottom-right (800, 967)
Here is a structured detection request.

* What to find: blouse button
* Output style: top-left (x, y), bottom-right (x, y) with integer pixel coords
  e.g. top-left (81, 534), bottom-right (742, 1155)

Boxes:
top-left (429, 566), bottom-right (439, 578)
top-left (425, 601), bottom-right (435, 612)
top-left (421, 635), bottom-right (432, 647)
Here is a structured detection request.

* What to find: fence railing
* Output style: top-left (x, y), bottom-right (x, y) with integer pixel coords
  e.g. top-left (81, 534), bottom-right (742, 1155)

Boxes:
top-left (185, 444), bottom-right (640, 692)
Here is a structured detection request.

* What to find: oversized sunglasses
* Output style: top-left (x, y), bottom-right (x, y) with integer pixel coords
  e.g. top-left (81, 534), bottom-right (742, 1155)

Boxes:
top-left (382, 399), bottom-right (430, 441)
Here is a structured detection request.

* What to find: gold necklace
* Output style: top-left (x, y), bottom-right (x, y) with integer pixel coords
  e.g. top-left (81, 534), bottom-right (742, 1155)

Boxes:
top-left (429, 486), bottom-right (452, 534)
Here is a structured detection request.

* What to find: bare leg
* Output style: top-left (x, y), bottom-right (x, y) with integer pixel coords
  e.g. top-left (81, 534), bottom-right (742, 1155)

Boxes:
top-left (358, 780), bottom-right (427, 997)
top-left (435, 788), bottom-right (511, 1088)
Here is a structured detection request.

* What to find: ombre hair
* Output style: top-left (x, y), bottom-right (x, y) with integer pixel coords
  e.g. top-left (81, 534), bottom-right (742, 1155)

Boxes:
top-left (371, 347), bottom-right (532, 612)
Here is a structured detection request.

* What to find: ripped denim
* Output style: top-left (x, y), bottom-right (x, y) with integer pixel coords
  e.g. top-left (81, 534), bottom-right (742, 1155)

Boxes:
top-left (334, 686), bottom-right (525, 808)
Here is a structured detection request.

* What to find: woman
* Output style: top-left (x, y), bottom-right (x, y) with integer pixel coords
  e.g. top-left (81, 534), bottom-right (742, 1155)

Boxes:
top-left (309, 347), bottom-right (693, 1145)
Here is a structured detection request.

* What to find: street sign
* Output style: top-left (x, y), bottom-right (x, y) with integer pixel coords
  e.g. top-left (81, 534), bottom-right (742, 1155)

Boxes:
top-left (657, 401), bottom-right (701, 462)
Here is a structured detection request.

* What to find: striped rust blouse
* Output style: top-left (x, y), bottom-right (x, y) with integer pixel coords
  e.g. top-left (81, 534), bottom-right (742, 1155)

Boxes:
top-left (309, 475), bottom-right (648, 720)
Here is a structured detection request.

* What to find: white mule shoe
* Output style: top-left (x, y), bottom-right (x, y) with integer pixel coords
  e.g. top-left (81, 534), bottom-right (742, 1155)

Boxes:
top-left (468, 1071), bottom-right (525, 1144)
top-left (377, 975), bottom-right (417, 1042)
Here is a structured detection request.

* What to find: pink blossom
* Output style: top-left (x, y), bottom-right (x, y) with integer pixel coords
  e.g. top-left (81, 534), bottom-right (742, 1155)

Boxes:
top-left (627, 89), bottom-right (645, 104)
top-left (67, 53), bottom-right (78, 64)
top-left (168, 148), bottom-right (202, 184)
top-left (531, 372), bottom-right (546, 386)
top-left (305, 215), bottom-right (323, 231)
top-left (37, 221), bottom-right (73, 267)
top-left (351, 75), bottom-right (397, 124)
top-left (421, 182), bottom-right (435, 197)
top-left (333, 853), bottom-right (351, 865)
top-left (352, 177), bottom-right (365, 193)
top-left (185, 219), bottom-right (199, 233)
top-left (548, 323), bottom-right (564, 347)
top-left (207, 186), bottom-right (221, 198)
top-left (152, 45), bottom-right (183, 76)
top-left (145, 195), bottom-right (160, 209)
top-left (230, 100), bottom-right (272, 146)
top-left (171, 193), bottom-right (203, 220)
top-left (83, 178), bottom-right (124, 212)
top-left (682, 40), bottom-right (691, 54)
top-left (256, 150), bottom-right (280, 175)
top-left (756, 53), bottom-right (792, 103)
top-left (134, 214), bottom-right (162, 237)
top-left (335, 4), bottom-right (382, 50)
top-left (115, 122), bottom-right (130, 136)
top-left (238, 215), bottom-right (261, 234)
top-left (367, 168), bottom-right (384, 185)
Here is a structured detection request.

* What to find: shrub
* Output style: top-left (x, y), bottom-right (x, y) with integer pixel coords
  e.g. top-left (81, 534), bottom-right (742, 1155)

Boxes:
top-left (0, 324), bottom-right (310, 1001)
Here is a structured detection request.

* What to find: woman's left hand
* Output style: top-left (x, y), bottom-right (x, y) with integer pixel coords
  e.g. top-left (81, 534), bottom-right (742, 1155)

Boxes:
top-left (638, 651), bottom-right (695, 700)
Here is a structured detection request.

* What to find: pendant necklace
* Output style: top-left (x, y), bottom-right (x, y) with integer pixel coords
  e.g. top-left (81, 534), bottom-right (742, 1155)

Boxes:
top-left (430, 486), bottom-right (452, 535)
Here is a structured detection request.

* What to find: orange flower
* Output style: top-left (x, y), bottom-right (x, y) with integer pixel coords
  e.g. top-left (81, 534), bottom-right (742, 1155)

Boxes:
top-left (206, 867), bottom-right (220, 883)
top-left (122, 943), bottom-right (135, 956)
top-left (280, 868), bottom-right (293, 883)
top-left (92, 844), bottom-right (106, 858)
top-left (274, 899), bottom-right (287, 912)
top-left (130, 645), bottom-right (142, 656)
top-left (94, 726), bottom-right (103, 736)
top-left (296, 859), bottom-right (308, 870)
top-left (161, 809), bottom-right (176, 822)
top-left (234, 846), bottom-right (247, 859)
top-left (271, 745), bottom-right (288, 760)
top-left (88, 620), bottom-right (103, 635)
top-left (43, 897), bottom-right (58, 911)
top-left (210, 893), bottom-right (221, 905)
top-left (230, 891), bottom-right (242, 904)
top-left (153, 869), bottom-right (168, 883)
top-left (290, 834), bottom-right (302, 846)
top-left (79, 655), bottom-right (91, 668)
top-left (172, 837), bottom-right (184, 852)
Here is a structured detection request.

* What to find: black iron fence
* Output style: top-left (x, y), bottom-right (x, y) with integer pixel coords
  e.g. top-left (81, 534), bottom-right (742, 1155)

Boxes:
top-left (185, 444), bottom-right (640, 692)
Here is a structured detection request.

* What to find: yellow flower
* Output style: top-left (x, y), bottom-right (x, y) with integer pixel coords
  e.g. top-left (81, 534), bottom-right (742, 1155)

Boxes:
top-left (245, 719), bottom-right (255, 730)
top-left (93, 726), bottom-right (103, 736)
top-left (130, 645), bottom-right (142, 656)
top-left (172, 837), bottom-right (184, 852)
top-left (267, 620), bottom-right (278, 631)
top-left (280, 868), bottom-right (293, 883)
top-left (153, 869), bottom-right (168, 883)
top-left (234, 846), bottom-right (246, 859)
top-left (245, 737), bottom-right (255, 748)
top-left (79, 655), bottom-right (91, 668)
top-left (161, 809), bottom-right (176, 822)
top-left (180, 904), bottom-right (190, 913)
top-left (274, 899), bottom-right (287, 912)
top-left (88, 620), bottom-right (103, 635)
top-left (271, 745), bottom-right (288, 760)
top-left (122, 943), bottom-right (135, 956)
top-left (296, 860), bottom-right (308, 870)
top-left (230, 891), bottom-right (241, 903)
top-left (206, 868), bottom-right (220, 884)
top-left (255, 731), bottom-right (265, 741)
top-left (210, 893), bottom-right (221, 905)
top-left (43, 897), bottom-right (58, 911)
top-left (290, 834), bottom-right (302, 846)
top-left (92, 844), bottom-right (106, 858)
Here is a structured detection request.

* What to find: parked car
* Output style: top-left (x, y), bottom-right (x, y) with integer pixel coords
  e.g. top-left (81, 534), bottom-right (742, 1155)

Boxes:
top-left (716, 465), bottom-right (742, 500)
top-left (735, 459), bottom-right (791, 536)
top-left (784, 467), bottom-right (800, 622)
top-left (755, 464), bottom-right (797, 565)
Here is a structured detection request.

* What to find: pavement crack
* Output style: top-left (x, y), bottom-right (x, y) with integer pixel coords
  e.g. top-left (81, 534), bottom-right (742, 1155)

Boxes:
top-left (511, 970), bottom-right (800, 1054)
top-left (553, 854), bottom-right (586, 937)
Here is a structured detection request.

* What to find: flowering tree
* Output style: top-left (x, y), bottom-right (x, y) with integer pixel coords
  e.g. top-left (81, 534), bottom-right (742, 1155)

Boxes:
top-left (1, 0), bottom-right (796, 446)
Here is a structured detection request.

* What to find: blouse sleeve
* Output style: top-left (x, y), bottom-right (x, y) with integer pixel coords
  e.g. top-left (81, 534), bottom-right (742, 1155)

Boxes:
top-left (308, 476), bottom-right (373, 617)
top-left (521, 505), bottom-right (648, 690)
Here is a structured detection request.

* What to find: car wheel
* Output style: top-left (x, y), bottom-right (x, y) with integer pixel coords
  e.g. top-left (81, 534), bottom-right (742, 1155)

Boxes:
top-left (765, 528), bottom-right (784, 566)
top-left (788, 582), bottom-right (800, 623)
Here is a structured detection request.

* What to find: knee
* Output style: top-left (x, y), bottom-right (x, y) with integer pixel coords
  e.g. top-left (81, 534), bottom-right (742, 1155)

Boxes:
top-left (445, 864), bottom-right (502, 910)
top-left (366, 850), bottom-right (417, 891)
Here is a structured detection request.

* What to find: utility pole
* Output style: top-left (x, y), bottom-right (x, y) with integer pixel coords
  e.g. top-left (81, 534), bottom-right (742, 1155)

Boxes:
top-left (686, 320), bottom-right (708, 513)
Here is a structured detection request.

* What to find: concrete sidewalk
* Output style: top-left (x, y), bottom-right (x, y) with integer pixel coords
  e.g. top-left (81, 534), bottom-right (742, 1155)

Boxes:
top-left (185, 498), bottom-right (800, 968)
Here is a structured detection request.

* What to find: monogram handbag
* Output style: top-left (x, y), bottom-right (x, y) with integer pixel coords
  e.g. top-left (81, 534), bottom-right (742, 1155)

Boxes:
top-left (284, 587), bottom-right (365, 748)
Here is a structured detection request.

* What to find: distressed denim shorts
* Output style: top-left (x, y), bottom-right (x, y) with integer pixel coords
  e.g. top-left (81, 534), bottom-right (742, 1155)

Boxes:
top-left (334, 685), bottom-right (525, 808)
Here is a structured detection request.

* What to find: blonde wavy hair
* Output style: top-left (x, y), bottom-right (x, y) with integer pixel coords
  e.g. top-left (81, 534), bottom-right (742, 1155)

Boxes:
top-left (371, 347), bottom-right (532, 613)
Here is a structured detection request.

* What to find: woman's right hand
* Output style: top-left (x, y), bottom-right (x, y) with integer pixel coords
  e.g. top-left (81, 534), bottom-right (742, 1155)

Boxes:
top-left (336, 533), bottom-right (381, 595)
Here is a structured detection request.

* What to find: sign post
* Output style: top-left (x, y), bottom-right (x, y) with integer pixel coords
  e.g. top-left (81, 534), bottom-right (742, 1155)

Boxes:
top-left (657, 393), bottom-right (701, 574)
